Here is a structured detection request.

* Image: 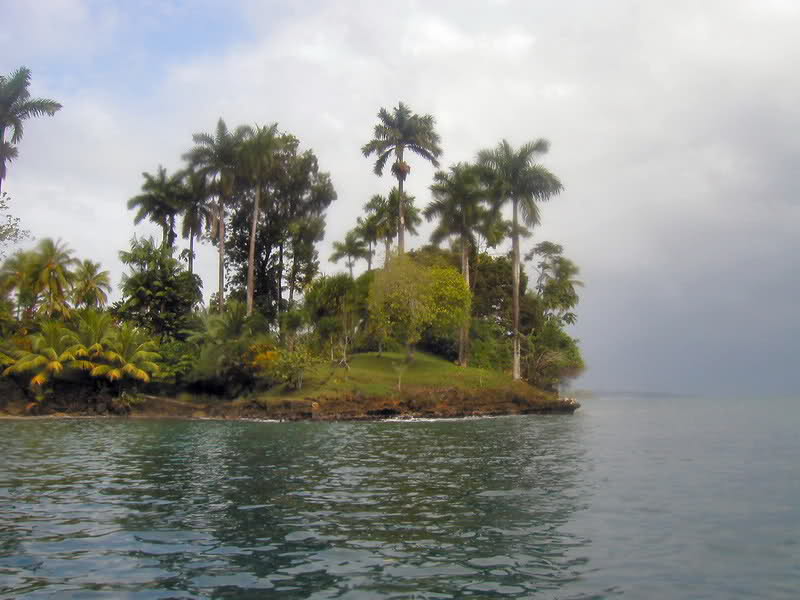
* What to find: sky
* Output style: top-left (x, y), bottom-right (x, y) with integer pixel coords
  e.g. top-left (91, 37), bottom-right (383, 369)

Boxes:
top-left (2, 0), bottom-right (798, 396)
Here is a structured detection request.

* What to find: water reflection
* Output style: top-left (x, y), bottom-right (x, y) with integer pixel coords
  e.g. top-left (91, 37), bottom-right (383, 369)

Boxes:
top-left (0, 416), bottom-right (591, 598)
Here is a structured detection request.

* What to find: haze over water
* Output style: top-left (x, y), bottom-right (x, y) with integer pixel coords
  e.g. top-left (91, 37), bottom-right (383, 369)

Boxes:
top-left (2, 396), bottom-right (799, 598)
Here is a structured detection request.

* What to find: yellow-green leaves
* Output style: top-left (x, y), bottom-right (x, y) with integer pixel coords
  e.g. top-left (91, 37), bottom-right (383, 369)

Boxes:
top-left (368, 256), bottom-right (471, 350)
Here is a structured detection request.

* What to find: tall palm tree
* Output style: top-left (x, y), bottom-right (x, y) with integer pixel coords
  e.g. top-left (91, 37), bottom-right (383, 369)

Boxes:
top-left (0, 67), bottom-right (62, 194)
top-left (31, 238), bottom-right (78, 319)
top-left (330, 230), bottom-right (370, 278)
top-left (178, 167), bottom-right (212, 275)
top-left (184, 118), bottom-right (251, 312)
top-left (71, 259), bottom-right (111, 308)
top-left (477, 139), bottom-right (563, 380)
top-left (426, 163), bottom-right (487, 287)
top-left (361, 102), bottom-right (442, 254)
top-left (425, 163), bottom-right (487, 366)
top-left (128, 165), bottom-right (183, 248)
top-left (239, 123), bottom-right (281, 315)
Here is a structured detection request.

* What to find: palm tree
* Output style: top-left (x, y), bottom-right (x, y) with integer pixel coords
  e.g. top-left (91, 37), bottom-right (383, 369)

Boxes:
top-left (184, 118), bottom-right (251, 312)
top-left (0, 249), bottom-right (37, 319)
top-left (425, 163), bottom-right (487, 365)
top-left (388, 187), bottom-right (422, 248)
top-left (91, 323), bottom-right (161, 385)
top-left (178, 167), bottom-right (212, 275)
top-left (477, 139), bottom-right (563, 380)
top-left (0, 67), bottom-right (62, 194)
top-left (4, 321), bottom-right (76, 388)
top-left (426, 163), bottom-right (487, 286)
top-left (239, 123), bottom-right (281, 315)
top-left (364, 194), bottom-right (395, 268)
top-left (31, 238), bottom-right (78, 318)
top-left (355, 213), bottom-right (380, 271)
top-left (67, 308), bottom-right (114, 371)
top-left (71, 260), bottom-right (111, 308)
top-left (361, 102), bottom-right (442, 254)
top-left (330, 230), bottom-right (370, 278)
top-left (128, 165), bottom-right (183, 248)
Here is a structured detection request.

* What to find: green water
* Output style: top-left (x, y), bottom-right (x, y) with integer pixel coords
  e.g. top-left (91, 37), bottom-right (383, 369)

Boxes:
top-left (2, 396), bottom-right (799, 598)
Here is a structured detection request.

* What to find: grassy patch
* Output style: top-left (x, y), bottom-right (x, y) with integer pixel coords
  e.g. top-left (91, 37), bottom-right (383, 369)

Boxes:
top-left (258, 351), bottom-right (524, 400)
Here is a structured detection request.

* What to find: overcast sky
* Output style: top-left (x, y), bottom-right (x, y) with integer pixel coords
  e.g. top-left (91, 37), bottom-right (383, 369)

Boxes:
top-left (3, 0), bottom-right (798, 396)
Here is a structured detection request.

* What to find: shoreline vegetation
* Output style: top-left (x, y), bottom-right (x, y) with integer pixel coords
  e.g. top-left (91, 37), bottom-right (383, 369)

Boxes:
top-left (0, 352), bottom-right (579, 420)
top-left (0, 70), bottom-right (586, 420)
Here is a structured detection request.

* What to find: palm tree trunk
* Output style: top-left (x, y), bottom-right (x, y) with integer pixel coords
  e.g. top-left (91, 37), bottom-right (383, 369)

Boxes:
top-left (218, 200), bottom-right (225, 312)
top-left (512, 198), bottom-right (521, 380)
top-left (459, 232), bottom-right (470, 367)
top-left (289, 264), bottom-right (296, 304)
top-left (397, 177), bottom-right (405, 255)
top-left (348, 259), bottom-right (353, 279)
top-left (367, 241), bottom-right (373, 271)
top-left (247, 185), bottom-right (261, 316)
top-left (0, 127), bottom-right (5, 196)
top-left (278, 242), bottom-right (284, 336)
top-left (384, 237), bottom-right (391, 268)
top-left (168, 215), bottom-right (176, 248)
top-left (397, 147), bottom-right (405, 254)
top-left (188, 228), bottom-right (194, 274)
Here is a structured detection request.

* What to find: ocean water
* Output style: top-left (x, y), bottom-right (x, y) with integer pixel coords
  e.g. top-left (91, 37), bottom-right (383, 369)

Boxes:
top-left (1, 395), bottom-right (798, 598)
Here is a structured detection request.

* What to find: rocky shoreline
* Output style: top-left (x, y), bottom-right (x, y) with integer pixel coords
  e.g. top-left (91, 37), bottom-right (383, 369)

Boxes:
top-left (0, 385), bottom-right (580, 421)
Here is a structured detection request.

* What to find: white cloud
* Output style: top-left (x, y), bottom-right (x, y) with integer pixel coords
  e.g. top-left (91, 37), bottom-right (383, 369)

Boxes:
top-left (5, 0), bottom-right (800, 393)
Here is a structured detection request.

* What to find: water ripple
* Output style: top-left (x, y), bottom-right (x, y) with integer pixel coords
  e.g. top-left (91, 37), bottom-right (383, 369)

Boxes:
top-left (3, 398), bottom-right (800, 598)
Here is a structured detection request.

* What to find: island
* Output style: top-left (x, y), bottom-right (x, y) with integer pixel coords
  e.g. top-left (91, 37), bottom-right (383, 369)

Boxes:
top-left (0, 71), bottom-right (584, 419)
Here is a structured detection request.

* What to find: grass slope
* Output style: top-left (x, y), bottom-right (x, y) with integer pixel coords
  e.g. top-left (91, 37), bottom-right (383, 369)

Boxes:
top-left (246, 351), bottom-right (572, 419)
top-left (262, 351), bottom-right (517, 399)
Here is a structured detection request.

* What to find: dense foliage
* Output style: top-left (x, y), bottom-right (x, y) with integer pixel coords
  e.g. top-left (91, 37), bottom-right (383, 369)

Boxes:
top-left (0, 78), bottom-right (585, 410)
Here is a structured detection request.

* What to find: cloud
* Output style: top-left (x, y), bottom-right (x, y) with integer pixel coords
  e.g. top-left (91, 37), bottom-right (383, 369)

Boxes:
top-left (4, 0), bottom-right (800, 395)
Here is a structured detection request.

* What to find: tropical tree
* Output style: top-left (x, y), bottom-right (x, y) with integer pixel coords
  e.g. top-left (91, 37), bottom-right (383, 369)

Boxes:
top-left (527, 240), bottom-right (564, 292)
top-left (368, 256), bottom-right (470, 360)
top-left (477, 139), bottom-right (562, 380)
top-left (0, 191), bottom-right (29, 259)
top-left (178, 167), bottom-right (212, 274)
top-left (0, 248), bottom-right (36, 319)
top-left (354, 213), bottom-right (380, 271)
top-left (388, 187), bottom-right (421, 246)
top-left (71, 260), bottom-right (111, 308)
top-left (364, 194), bottom-right (395, 268)
top-left (330, 230), bottom-right (370, 278)
top-left (0, 66), bottom-right (62, 194)
top-left (114, 237), bottom-right (202, 340)
top-left (30, 238), bottom-right (78, 318)
top-left (67, 308), bottom-right (114, 370)
top-left (540, 255), bottom-right (583, 325)
top-left (305, 273), bottom-right (360, 363)
top-left (91, 323), bottom-right (161, 385)
top-left (425, 162), bottom-right (487, 365)
top-left (128, 165), bottom-right (184, 248)
top-left (239, 123), bottom-right (281, 315)
top-left (361, 102), bottom-right (442, 254)
top-left (184, 118), bottom-right (252, 311)
top-left (4, 321), bottom-right (76, 388)
top-left (224, 139), bottom-right (336, 324)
